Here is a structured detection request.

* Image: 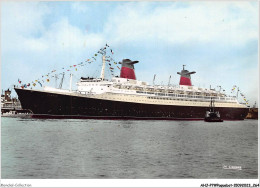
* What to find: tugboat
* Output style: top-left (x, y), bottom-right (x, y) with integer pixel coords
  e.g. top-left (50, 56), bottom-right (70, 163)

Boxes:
top-left (204, 98), bottom-right (223, 122)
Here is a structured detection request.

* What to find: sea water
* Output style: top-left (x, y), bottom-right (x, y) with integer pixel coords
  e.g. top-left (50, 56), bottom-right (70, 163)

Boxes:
top-left (1, 117), bottom-right (258, 179)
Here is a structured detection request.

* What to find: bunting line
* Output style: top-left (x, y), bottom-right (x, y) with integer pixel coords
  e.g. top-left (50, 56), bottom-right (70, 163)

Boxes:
top-left (18, 43), bottom-right (119, 89)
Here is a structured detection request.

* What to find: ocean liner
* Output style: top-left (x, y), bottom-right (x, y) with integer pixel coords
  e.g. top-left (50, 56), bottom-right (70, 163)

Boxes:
top-left (14, 49), bottom-right (249, 120)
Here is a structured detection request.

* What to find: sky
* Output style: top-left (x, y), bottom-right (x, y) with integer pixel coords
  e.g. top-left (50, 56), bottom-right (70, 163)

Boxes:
top-left (1, 1), bottom-right (259, 106)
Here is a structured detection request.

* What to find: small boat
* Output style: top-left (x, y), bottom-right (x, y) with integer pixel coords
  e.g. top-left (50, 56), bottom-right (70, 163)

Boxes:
top-left (204, 98), bottom-right (223, 122)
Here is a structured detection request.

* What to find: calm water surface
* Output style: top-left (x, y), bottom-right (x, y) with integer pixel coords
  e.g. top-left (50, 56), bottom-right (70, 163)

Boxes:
top-left (1, 117), bottom-right (258, 179)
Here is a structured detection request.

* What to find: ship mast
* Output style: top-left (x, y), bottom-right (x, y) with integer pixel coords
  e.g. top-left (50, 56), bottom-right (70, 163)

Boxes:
top-left (100, 55), bottom-right (106, 80)
top-left (236, 87), bottom-right (240, 98)
top-left (168, 75), bottom-right (171, 86)
top-left (59, 72), bottom-right (65, 89)
top-left (153, 74), bottom-right (156, 86)
top-left (69, 73), bottom-right (73, 92)
top-left (55, 74), bottom-right (58, 88)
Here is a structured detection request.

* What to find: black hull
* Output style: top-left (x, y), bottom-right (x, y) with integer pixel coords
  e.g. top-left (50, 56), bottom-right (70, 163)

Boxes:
top-left (15, 88), bottom-right (249, 120)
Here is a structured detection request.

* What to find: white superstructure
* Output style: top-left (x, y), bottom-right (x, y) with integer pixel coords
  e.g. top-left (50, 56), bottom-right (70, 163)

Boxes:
top-left (41, 76), bottom-right (245, 109)
top-left (42, 55), bottom-right (247, 109)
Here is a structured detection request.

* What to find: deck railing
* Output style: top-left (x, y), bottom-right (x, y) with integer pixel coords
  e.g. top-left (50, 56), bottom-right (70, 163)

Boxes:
top-left (136, 91), bottom-right (237, 102)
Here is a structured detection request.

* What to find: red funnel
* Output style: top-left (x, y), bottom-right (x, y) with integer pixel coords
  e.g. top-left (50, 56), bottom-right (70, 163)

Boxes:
top-left (119, 59), bottom-right (138, 80)
top-left (177, 65), bottom-right (196, 86)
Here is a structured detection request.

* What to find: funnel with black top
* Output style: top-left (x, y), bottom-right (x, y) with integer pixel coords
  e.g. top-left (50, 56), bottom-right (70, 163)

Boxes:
top-left (119, 59), bottom-right (139, 80)
top-left (177, 65), bottom-right (196, 86)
